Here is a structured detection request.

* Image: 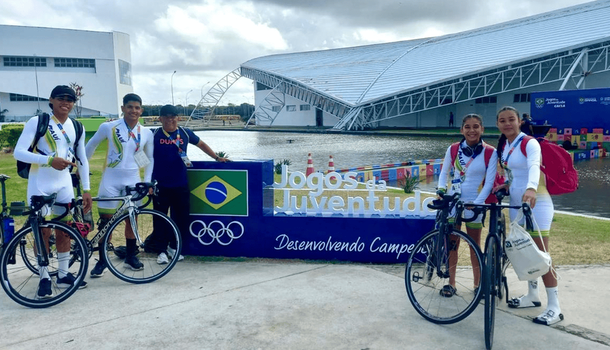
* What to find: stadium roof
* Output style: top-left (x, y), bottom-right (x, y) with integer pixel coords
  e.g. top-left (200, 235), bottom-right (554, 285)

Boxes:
top-left (241, 0), bottom-right (610, 109)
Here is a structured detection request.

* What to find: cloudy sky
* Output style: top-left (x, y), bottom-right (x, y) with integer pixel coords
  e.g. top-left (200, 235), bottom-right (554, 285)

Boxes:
top-left (0, 0), bottom-right (594, 107)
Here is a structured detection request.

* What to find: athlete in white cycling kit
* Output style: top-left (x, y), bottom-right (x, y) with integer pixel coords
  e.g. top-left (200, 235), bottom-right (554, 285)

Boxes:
top-left (86, 119), bottom-right (154, 212)
top-left (85, 93), bottom-right (154, 276)
top-left (437, 114), bottom-right (497, 297)
top-left (14, 85), bottom-right (92, 297)
top-left (495, 106), bottom-right (562, 326)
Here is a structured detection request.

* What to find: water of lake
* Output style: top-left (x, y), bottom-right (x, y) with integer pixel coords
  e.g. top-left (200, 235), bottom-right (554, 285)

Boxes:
top-left (191, 130), bottom-right (610, 219)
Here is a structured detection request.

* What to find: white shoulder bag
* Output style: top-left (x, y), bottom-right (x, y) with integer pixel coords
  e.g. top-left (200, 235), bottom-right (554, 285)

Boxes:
top-left (505, 208), bottom-right (552, 281)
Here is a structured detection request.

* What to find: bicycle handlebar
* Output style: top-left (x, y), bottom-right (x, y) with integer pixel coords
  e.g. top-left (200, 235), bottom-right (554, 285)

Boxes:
top-left (427, 192), bottom-right (460, 210)
top-left (430, 188), bottom-right (534, 228)
top-left (125, 181), bottom-right (157, 203)
top-left (52, 202), bottom-right (72, 221)
top-left (23, 194), bottom-right (58, 217)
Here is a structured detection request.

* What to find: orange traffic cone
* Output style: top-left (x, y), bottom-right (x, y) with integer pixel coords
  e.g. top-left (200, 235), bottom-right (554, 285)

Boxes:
top-left (306, 153), bottom-right (315, 176)
top-left (328, 155), bottom-right (337, 180)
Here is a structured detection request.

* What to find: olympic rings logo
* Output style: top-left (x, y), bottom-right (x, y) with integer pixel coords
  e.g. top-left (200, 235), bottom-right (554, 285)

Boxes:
top-left (189, 220), bottom-right (245, 246)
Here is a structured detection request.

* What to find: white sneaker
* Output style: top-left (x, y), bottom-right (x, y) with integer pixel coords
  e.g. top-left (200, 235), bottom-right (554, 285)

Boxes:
top-left (157, 252), bottom-right (169, 265)
top-left (166, 247), bottom-right (184, 261)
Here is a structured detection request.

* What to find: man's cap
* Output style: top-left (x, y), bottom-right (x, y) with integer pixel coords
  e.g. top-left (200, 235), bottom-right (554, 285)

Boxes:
top-left (50, 85), bottom-right (77, 101)
top-left (160, 104), bottom-right (179, 116)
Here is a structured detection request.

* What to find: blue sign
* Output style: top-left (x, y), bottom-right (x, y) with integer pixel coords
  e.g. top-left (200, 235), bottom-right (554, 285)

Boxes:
top-left (531, 88), bottom-right (610, 130)
top-left (184, 160), bottom-right (435, 263)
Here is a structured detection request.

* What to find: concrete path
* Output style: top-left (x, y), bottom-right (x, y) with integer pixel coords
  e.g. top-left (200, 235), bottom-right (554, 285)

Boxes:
top-left (1, 261), bottom-right (608, 349)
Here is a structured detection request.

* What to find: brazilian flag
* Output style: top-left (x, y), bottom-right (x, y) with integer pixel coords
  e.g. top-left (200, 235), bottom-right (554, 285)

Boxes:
top-left (188, 170), bottom-right (248, 216)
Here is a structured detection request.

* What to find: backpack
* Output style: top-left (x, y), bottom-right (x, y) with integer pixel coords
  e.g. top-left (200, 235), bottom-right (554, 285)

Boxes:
top-left (449, 142), bottom-right (500, 203)
top-left (17, 113), bottom-right (84, 179)
top-left (519, 136), bottom-right (578, 195)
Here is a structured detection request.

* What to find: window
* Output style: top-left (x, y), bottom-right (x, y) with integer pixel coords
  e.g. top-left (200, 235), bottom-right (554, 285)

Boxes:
top-left (10, 93), bottom-right (47, 102)
top-left (272, 106), bottom-right (282, 112)
top-left (300, 104), bottom-right (311, 111)
top-left (513, 93), bottom-right (530, 103)
top-left (118, 60), bottom-right (131, 85)
top-left (286, 105), bottom-right (296, 112)
top-left (54, 57), bottom-right (96, 68)
top-left (3, 56), bottom-right (46, 67)
top-left (475, 96), bottom-right (497, 104)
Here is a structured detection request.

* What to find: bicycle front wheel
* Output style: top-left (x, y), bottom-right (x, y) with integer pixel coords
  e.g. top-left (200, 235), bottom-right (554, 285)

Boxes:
top-left (102, 209), bottom-right (182, 284)
top-left (484, 234), bottom-right (499, 350)
top-left (405, 229), bottom-right (484, 324)
top-left (0, 222), bottom-right (88, 308)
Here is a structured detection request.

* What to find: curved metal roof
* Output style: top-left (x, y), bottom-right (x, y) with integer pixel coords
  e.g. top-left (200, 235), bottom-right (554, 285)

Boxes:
top-left (241, 0), bottom-right (610, 107)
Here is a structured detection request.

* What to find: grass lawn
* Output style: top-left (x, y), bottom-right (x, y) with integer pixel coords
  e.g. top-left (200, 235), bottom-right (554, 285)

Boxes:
top-left (1, 148), bottom-right (608, 266)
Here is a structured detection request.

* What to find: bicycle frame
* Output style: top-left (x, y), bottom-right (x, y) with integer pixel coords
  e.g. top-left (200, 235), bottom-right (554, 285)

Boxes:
top-left (11, 194), bottom-right (66, 272)
top-left (462, 195), bottom-right (533, 350)
top-left (90, 195), bottom-right (144, 247)
top-left (71, 178), bottom-right (155, 251)
top-left (429, 193), bottom-right (465, 280)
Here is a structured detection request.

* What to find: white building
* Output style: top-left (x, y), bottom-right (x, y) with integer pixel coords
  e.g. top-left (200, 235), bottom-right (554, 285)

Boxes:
top-left (0, 25), bottom-right (132, 121)
top-left (239, 0), bottom-right (610, 130)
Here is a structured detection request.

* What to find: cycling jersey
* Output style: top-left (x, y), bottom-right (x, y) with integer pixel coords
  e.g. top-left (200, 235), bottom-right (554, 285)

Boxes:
top-left (438, 140), bottom-right (498, 203)
top-left (14, 115), bottom-right (91, 211)
top-left (86, 119), bottom-right (154, 212)
top-left (86, 119), bottom-right (154, 180)
top-left (438, 141), bottom-right (497, 225)
top-left (501, 132), bottom-right (553, 233)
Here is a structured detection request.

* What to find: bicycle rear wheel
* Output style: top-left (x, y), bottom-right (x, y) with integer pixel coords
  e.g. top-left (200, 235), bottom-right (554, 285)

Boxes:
top-left (405, 229), bottom-right (484, 324)
top-left (0, 222), bottom-right (88, 308)
top-left (484, 234), bottom-right (499, 350)
top-left (101, 209), bottom-right (181, 284)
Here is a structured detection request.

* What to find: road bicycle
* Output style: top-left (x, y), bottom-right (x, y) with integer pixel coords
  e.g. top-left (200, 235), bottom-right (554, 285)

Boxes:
top-left (405, 189), bottom-right (533, 349)
top-left (405, 192), bottom-right (484, 324)
top-left (468, 191), bottom-right (533, 350)
top-left (0, 174), bottom-right (89, 308)
top-left (71, 175), bottom-right (182, 284)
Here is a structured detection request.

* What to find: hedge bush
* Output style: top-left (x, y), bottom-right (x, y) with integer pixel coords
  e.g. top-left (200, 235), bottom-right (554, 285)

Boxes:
top-left (0, 124), bottom-right (24, 150)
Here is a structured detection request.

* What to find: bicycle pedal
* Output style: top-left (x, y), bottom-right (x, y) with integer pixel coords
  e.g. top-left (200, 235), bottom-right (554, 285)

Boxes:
top-left (412, 271), bottom-right (421, 282)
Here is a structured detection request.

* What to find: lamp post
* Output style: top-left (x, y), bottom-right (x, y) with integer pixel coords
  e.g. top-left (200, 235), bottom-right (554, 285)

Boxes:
top-left (200, 81), bottom-right (211, 98)
top-left (185, 89), bottom-right (193, 116)
top-left (171, 70), bottom-right (177, 105)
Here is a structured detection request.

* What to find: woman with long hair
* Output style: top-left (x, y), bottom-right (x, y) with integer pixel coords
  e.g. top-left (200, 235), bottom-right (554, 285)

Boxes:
top-left (495, 106), bottom-right (563, 326)
top-left (437, 113), bottom-right (497, 297)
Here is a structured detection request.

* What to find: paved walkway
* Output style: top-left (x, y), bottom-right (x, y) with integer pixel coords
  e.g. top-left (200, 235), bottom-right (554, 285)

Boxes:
top-left (1, 260), bottom-right (608, 349)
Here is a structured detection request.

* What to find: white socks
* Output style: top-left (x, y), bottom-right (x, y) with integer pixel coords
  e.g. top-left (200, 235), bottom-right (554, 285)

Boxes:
top-left (545, 286), bottom-right (561, 313)
top-left (517, 280), bottom-right (541, 306)
top-left (57, 251), bottom-right (70, 279)
top-left (38, 266), bottom-right (50, 280)
top-left (527, 280), bottom-right (541, 301)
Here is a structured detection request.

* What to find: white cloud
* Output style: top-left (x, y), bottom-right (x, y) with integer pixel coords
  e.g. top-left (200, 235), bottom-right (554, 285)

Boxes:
top-left (0, 0), bottom-right (595, 106)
